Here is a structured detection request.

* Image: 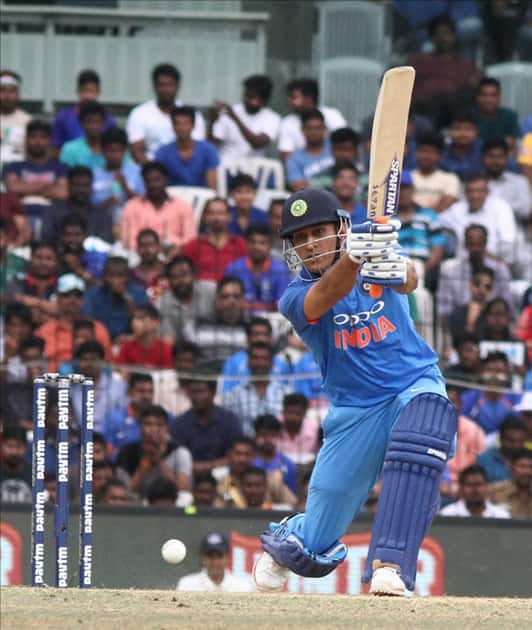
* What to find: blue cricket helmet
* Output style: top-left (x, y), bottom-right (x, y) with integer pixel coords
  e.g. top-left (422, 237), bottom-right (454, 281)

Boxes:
top-left (280, 188), bottom-right (349, 238)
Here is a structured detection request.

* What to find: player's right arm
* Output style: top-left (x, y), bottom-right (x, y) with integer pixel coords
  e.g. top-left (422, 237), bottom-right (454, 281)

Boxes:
top-left (303, 254), bottom-right (360, 322)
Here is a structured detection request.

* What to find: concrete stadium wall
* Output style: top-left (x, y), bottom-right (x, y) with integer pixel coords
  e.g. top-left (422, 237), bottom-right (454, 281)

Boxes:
top-left (1, 506), bottom-right (531, 596)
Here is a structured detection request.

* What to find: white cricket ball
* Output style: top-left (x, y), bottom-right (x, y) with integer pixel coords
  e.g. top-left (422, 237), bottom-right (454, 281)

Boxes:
top-left (161, 539), bottom-right (187, 564)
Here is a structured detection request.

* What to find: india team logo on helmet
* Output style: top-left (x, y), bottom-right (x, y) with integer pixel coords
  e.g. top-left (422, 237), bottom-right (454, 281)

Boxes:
top-left (290, 199), bottom-right (308, 217)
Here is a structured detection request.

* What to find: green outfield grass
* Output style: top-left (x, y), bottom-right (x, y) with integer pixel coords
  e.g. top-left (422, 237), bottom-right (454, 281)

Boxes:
top-left (2, 588), bottom-right (531, 629)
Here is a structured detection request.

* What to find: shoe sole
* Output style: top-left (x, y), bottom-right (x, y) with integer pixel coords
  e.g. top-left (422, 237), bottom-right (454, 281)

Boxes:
top-left (252, 553), bottom-right (286, 593)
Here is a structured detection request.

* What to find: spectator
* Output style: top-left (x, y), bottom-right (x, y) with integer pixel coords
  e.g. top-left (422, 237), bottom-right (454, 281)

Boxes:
top-left (222, 342), bottom-right (289, 437)
top-left (153, 341), bottom-right (198, 417)
top-left (59, 102), bottom-right (107, 168)
top-left (35, 273), bottom-right (111, 371)
top-left (210, 74), bottom-right (280, 160)
top-left (117, 404), bottom-right (192, 499)
top-left (437, 225), bottom-right (513, 352)
top-left (145, 476), bottom-right (178, 506)
top-left (216, 437), bottom-right (255, 508)
top-left (253, 414), bottom-right (297, 495)
top-left (91, 127), bottom-right (144, 221)
top-left (70, 341), bottom-right (127, 432)
top-left (0, 192), bottom-right (31, 249)
top-left (518, 132), bottom-right (532, 185)
top-left (104, 372), bottom-right (155, 455)
top-left (92, 459), bottom-right (115, 504)
top-left (411, 131), bottom-right (460, 212)
top-left (441, 173), bottom-right (518, 263)
top-left (177, 532), bottom-right (253, 592)
top-left (117, 303), bottom-right (173, 368)
top-left (446, 384), bottom-right (487, 487)
top-left (279, 393), bottom-right (320, 466)
top-left (226, 173), bottom-right (268, 237)
top-left (183, 197), bottom-right (246, 282)
top-left (183, 277), bottom-right (248, 369)
top-left (82, 256), bottom-right (149, 339)
top-left (171, 378), bottom-right (243, 474)
top-left (407, 14), bottom-right (480, 129)
top-left (330, 127), bottom-right (363, 173)
top-left (477, 415), bottom-right (527, 483)
top-left (51, 69), bottom-right (115, 149)
top-left (396, 169), bottom-right (446, 278)
top-left (471, 77), bottom-right (521, 149)
top-left (57, 318), bottom-right (102, 376)
top-left (330, 161), bottom-right (366, 224)
top-left (278, 78), bottom-right (346, 160)
top-left (126, 63), bottom-right (205, 164)
top-left (514, 393), bottom-right (532, 449)
top-left (439, 465), bottom-right (510, 518)
top-left (156, 255), bottom-right (216, 346)
top-left (447, 267), bottom-right (495, 349)
top-left (489, 448), bottom-right (532, 519)
top-left (445, 333), bottom-right (482, 382)
top-left (130, 228), bottom-right (166, 294)
top-left (57, 213), bottom-right (108, 284)
top-left (42, 166), bottom-right (113, 244)
top-left (0, 70), bottom-right (31, 165)
top-left (101, 478), bottom-right (133, 506)
top-left (461, 352), bottom-right (521, 442)
top-left (4, 337), bottom-right (45, 431)
top-left (285, 110), bottom-right (334, 191)
top-left (239, 465), bottom-right (281, 509)
top-left (120, 161), bottom-right (196, 253)
top-left (3, 120), bottom-right (68, 237)
top-left (221, 316), bottom-right (291, 394)
top-left (482, 137), bottom-right (532, 223)
top-left (6, 241), bottom-right (59, 326)
top-left (440, 113), bottom-right (483, 180)
top-left (192, 471), bottom-right (219, 508)
top-left (155, 106), bottom-right (218, 188)
top-left (224, 224), bottom-right (291, 314)
top-left (0, 426), bottom-right (32, 503)
top-left (2, 303), bottom-right (33, 363)
top-left (267, 198), bottom-right (285, 261)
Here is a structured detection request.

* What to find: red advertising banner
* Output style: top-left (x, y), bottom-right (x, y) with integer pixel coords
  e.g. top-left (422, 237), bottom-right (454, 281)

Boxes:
top-left (0, 523), bottom-right (23, 586)
top-left (230, 531), bottom-right (444, 596)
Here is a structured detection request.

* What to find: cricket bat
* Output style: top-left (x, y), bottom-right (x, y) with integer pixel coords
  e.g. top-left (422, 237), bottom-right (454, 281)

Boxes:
top-left (366, 66), bottom-right (416, 298)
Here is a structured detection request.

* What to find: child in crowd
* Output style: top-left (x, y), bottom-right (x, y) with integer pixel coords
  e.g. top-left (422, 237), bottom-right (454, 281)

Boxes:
top-left (117, 304), bottom-right (173, 368)
top-left (227, 173), bottom-right (268, 237)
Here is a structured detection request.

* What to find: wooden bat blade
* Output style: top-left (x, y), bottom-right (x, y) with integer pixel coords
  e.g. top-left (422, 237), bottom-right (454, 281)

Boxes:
top-left (367, 66), bottom-right (415, 220)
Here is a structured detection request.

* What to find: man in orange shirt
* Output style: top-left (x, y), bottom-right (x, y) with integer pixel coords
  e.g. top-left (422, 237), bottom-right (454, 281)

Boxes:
top-left (35, 273), bottom-right (111, 370)
top-left (120, 161), bottom-right (196, 254)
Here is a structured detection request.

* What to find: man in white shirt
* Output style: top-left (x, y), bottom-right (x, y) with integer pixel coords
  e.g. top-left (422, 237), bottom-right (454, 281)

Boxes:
top-left (278, 78), bottom-right (346, 160)
top-left (0, 70), bottom-right (31, 166)
top-left (440, 173), bottom-right (517, 264)
top-left (210, 75), bottom-right (280, 161)
top-left (439, 464), bottom-right (510, 518)
top-left (177, 532), bottom-right (254, 592)
top-left (126, 63), bottom-right (205, 164)
top-left (411, 131), bottom-right (460, 212)
top-left (482, 137), bottom-right (532, 222)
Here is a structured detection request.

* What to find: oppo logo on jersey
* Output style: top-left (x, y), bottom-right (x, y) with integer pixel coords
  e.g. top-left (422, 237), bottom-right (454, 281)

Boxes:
top-left (333, 301), bottom-right (385, 327)
top-left (332, 301), bottom-right (397, 350)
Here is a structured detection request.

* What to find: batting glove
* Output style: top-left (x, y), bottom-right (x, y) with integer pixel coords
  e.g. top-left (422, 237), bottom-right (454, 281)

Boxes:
top-left (359, 251), bottom-right (408, 285)
top-left (346, 219), bottom-right (401, 264)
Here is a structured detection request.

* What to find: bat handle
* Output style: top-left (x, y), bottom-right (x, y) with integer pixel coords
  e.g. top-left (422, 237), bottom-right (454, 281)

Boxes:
top-left (368, 216), bottom-right (389, 298)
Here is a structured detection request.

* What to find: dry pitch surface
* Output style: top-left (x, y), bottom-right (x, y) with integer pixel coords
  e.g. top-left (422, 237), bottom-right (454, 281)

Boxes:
top-left (2, 588), bottom-right (531, 630)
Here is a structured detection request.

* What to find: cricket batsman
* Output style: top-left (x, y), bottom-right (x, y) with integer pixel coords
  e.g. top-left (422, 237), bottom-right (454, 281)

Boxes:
top-left (252, 188), bottom-right (456, 596)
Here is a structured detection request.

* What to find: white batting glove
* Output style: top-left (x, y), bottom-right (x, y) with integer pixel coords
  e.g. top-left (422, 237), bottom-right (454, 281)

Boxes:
top-left (347, 219), bottom-right (401, 264)
top-left (359, 251), bottom-right (408, 285)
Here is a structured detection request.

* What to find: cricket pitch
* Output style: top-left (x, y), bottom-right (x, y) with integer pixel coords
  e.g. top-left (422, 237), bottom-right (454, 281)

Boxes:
top-left (2, 588), bottom-right (532, 629)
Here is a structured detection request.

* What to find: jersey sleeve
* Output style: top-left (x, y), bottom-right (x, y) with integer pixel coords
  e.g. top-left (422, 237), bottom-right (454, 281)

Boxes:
top-left (279, 280), bottom-right (314, 336)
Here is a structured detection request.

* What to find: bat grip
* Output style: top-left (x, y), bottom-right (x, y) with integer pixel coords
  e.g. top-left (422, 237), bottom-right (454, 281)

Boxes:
top-left (368, 216), bottom-right (389, 298)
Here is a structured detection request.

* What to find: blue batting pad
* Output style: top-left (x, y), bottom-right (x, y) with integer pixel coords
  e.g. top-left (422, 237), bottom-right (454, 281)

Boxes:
top-left (363, 393), bottom-right (457, 591)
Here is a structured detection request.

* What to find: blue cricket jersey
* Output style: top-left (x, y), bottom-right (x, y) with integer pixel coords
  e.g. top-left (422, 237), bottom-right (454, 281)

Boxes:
top-left (279, 275), bottom-right (438, 407)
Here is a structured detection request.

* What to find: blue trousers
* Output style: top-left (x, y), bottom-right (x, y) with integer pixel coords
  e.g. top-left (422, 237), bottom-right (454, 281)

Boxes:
top-left (287, 365), bottom-right (448, 552)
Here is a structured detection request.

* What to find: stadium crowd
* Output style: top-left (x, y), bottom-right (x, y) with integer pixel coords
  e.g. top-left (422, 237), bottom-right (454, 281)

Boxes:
top-left (1, 10), bottom-right (531, 523)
